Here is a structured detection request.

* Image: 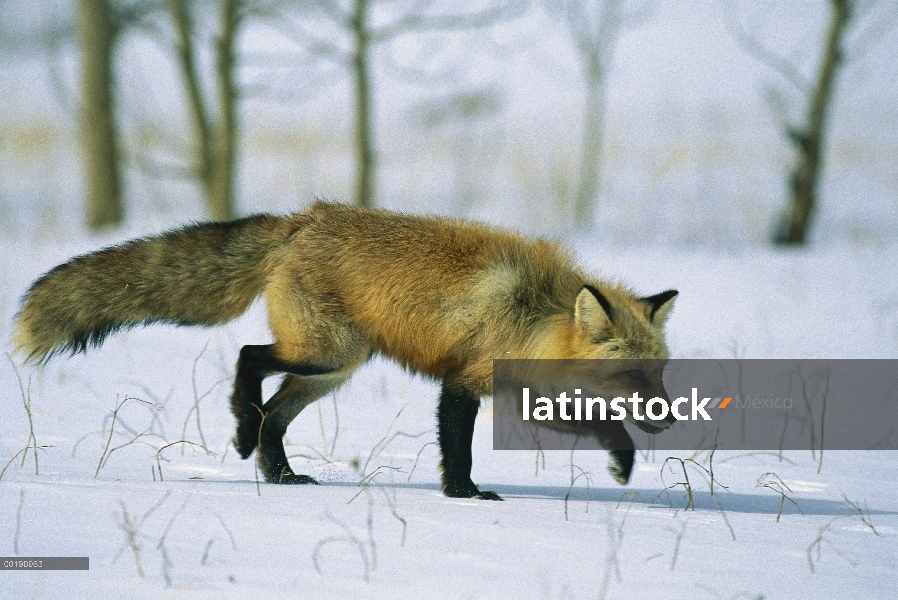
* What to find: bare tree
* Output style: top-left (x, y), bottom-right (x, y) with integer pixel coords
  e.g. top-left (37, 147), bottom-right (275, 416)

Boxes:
top-left (778, 0), bottom-right (849, 245)
top-left (727, 0), bottom-right (897, 245)
top-left (547, 0), bottom-right (654, 228)
top-left (261, 0), bottom-right (524, 209)
top-left (76, 0), bottom-right (166, 230)
top-left (78, 0), bottom-right (123, 230)
top-left (169, 0), bottom-right (241, 221)
top-left (350, 0), bottom-right (375, 209)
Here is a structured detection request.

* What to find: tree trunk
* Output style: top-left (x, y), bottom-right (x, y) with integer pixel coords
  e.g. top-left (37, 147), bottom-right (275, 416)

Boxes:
top-left (775, 0), bottom-right (850, 245)
top-left (209, 0), bottom-right (239, 222)
top-left (574, 74), bottom-right (606, 228)
top-left (351, 0), bottom-right (375, 209)
top-left (170, 0), bottom-right (239, 222)
top-left (78, 0), bottom-right (122, 231)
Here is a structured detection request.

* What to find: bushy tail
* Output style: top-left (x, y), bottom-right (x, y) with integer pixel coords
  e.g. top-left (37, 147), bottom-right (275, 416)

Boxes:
top-left (12, 213), bottom-right (306, 363)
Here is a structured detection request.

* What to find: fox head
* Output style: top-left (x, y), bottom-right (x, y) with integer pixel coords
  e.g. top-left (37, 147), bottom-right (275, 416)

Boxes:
top-left (565, 285), bottom-right (678, 433)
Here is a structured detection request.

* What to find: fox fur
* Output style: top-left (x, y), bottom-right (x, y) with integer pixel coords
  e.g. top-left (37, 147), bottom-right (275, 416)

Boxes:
top-left (13, 201), bottom-right (677, 500)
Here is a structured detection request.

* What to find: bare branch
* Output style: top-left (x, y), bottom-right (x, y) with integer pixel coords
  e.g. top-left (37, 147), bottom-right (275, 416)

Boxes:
top-left (155, 441), bottom-right (215, 481)
top-left (667, 520), bottom-right (687, 572)
top-left (312, 509), bottom-right (372, 582)
top-left (406, 441), bottom-right (437, 482)
top-left (7, 354), bottom-right (39, 475)
top-left (309, 0), bottom-right (352, 26)
top-left (755, 472), bottom-right (804, 522)
top-left (14, 489), bottom-right (26, 555)
top-left (723, 1), bottom-right (811, 93)
top-left (370, 0), bottom-right (525, 43)
top-left (168, 0), bottom-right (213, 179)
top-left (844, 0), bottom-right (898, 60)
top-left (111, 0), bottom-right (165, 32)
top-left (94, 395), bottom-right (160, 477)
top-left (113, 501), bottom-right (145, 578)
top-left (258, 13), bottom-right (352, 63)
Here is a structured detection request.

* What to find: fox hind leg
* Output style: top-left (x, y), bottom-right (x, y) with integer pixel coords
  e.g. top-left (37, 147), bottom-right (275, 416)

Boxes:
top-left (255, 371), bottom-right (353, 484)
top-left (230, 345), bottom-right (272, 458)
top-left (437, 374), bottom-right (502, 501)
top-left (229, 344), bottom-right (333, 466)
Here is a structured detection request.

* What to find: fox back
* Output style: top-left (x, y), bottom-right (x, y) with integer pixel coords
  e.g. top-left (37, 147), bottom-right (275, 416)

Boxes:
top-left (265, 202), bottom-right (675, 394)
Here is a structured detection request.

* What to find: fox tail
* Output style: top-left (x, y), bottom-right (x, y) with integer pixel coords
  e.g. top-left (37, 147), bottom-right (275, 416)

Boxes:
top-left (12, 213), bottom-right (304, 363)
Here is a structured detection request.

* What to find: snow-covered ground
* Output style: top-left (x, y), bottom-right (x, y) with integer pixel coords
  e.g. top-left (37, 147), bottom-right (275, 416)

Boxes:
top-left (2, 240), bottom-right (896, 599)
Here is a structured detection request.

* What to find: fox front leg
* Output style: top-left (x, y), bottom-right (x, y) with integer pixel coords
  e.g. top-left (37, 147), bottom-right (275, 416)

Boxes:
top-left (436, 375), bottom-right (502, 500)
top-left (594, 421), bottom-right (636, 485)
top-left (607, 449), bottom-right (635, 485)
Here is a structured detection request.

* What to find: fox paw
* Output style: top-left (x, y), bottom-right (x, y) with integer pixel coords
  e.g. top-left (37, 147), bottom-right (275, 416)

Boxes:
top-left (607, 449), bottom-right (634, 485)
top-left (443, 480), bottom-right (503, 500)
top-left (473, 490), bottom-right (503, 501)
top-left (276, 471), bottom-right (320, 485)
top-left (232, 426), bottom-right (259, 460)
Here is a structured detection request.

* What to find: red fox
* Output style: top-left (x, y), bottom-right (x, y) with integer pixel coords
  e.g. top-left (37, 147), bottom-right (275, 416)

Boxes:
top-left (13, 202), bottom-right (677, 500)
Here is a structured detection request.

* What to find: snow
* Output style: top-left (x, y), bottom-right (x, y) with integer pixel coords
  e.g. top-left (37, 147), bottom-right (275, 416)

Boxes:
top-left (2, 243), bottom-right (897, 599)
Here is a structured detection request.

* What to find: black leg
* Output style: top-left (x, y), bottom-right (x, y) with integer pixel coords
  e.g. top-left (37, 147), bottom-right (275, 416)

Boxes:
top-left (595, 422), bottom-right (635, 485)
top-left (230, 345), bottom-right (269, 459)
top-left (437, 376), bottom-right (502, 500)
top-left (229, 344), bottom-right (332, 484)
top-left (257, 415), bottom-right (319, 485)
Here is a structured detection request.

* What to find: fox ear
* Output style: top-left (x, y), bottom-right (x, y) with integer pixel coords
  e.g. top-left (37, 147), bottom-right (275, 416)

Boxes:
top-left (575, 285), bottom-right (613, 333)
top-left (640, 290), bottom-right (678, 326)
